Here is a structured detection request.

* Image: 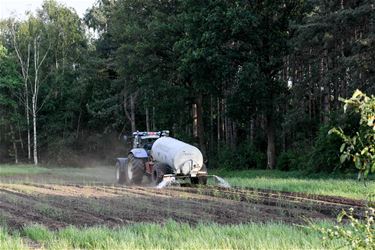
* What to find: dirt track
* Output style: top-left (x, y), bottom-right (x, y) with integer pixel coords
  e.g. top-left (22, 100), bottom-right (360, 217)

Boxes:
top-left (0, 174), bottom-right (368, 230)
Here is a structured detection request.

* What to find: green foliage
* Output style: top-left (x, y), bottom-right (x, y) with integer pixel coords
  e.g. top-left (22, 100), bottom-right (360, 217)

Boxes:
top-left (276, 151), bottom-right (297, 171)
top-left (329, 90), bottom-right (375, 179)
top-left (314, 208), bottom-right (375, 250)
top-left (307, 125), bottom-right (344, 173)
top-left (0, 0), bottom-right (373, 167)
top-left (277, 149), bottom-right (310, 171)
top-left (216, 141), bottom-right (265, 169)
top-left (0, 44), bottom-right (22, 123)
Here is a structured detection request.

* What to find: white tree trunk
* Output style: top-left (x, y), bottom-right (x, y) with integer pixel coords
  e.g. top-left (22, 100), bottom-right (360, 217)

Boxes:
top-left (31, 36), bottom-right (49, 165)
top-left (26, 92), bottom-right (31, 160)
top-left (32, 88), bottom-right (38, 165)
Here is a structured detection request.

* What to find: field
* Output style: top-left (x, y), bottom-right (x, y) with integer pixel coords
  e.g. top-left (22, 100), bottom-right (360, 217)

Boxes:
top-left (211, 169), bottom-right (375, 200)
top-left (0, 165), bottom-right (373, 249)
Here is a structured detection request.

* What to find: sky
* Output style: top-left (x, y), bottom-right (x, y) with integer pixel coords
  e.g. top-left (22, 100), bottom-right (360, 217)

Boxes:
top-left (0, 0), bottom-right (96, 19)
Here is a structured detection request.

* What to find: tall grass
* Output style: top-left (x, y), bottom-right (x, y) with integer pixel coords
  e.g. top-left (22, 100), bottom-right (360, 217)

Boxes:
top-left (211, 169), bottom-right (374, 200)
top-left (20, 221), bottom-right (342, 250)
top-left (0, 227), bottom-right (26, 250)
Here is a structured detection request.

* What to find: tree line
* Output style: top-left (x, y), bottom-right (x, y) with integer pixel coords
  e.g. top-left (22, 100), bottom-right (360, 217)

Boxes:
top-left (0, 0), bottom-right (373, 172)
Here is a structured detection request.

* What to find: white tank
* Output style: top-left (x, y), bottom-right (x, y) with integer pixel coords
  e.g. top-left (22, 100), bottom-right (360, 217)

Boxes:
top-left (151, 137), bottom-right (203, 175)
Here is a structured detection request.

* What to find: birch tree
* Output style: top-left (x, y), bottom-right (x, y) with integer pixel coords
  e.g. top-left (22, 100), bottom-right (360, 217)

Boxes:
top-left (31, 32), bottom-right (51, 165)
top-left (10, 16), bottom-right (51, 165)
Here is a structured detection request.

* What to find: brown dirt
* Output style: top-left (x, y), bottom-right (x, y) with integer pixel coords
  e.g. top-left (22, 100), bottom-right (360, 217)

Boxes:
top-left (0, 178), bottom-right (368, 231)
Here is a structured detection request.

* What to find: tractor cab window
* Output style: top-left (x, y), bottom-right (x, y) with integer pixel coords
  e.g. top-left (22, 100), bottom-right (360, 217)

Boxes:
top-left (142, 138), bottom-right (157, 150)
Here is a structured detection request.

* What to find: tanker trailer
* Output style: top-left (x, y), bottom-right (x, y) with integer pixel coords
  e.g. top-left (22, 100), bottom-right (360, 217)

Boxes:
top-left (115, 131), bottom-right (208, 186)
top-left (150, 137), bottom-right (208, 185)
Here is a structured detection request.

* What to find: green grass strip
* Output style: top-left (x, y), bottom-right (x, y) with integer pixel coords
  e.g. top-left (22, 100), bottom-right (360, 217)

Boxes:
top-left (0, 165), bottom-right (50, 177)
top-left (19, 221), bottom-right (344, 250)
top-left (211, 169), bottom-right (375, 200)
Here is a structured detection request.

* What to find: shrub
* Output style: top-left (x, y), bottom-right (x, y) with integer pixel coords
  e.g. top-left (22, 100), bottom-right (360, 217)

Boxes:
top-left (314, 208), bottom-right (374, 250)
top-left (277, 149), bottom-right (310, 171)
top-left (276, 151), bottom-right (297, 171)
top-left (216, 141), bottom-right (266, 169)
top-left (329, 90), bottom-right (375, 179)
top-left (307, 125), bottom-right (344, 173)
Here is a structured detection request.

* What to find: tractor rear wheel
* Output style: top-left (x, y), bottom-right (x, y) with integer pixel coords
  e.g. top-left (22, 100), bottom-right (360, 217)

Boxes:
top-left (152, 163), bottom-right (173, 185)
top-left (125, 154), bottom-right (145, 185)
top-left (190, 164), bottom-right (208, 185)
top-left (116, 160), bottom-right (126, 184)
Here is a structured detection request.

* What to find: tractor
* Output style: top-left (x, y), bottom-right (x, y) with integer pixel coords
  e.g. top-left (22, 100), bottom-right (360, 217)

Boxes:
top-left (116, 131), bottom-right (208, 186)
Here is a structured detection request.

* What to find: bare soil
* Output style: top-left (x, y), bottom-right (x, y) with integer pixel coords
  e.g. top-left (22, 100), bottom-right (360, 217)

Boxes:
top-left (0, 170), bottom-right (368, 231)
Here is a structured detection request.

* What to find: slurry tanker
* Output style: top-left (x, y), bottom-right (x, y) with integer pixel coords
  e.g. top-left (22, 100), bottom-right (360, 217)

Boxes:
top-left (116, 131), bottom-right (208, 185)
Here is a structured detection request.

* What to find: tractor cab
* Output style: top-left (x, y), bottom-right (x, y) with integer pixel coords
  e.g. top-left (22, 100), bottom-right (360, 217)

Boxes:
top-left (132, 131), bottom-right (169, 151)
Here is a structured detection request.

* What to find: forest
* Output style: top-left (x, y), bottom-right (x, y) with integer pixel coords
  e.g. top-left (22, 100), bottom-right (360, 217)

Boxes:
top-left (0, 0), bottom-right (374, 173)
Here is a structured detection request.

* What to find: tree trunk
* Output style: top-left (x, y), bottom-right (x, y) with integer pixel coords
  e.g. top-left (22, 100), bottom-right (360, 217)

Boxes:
top-left (217, 97), bottom-right (221, 143)
top-left (76, 107), bottom-right (82, 139)
top-left (123, 91), bottom-right (137, 132)
top-left (152, 107), bottom-right (156, 130)
top-left (266, 114), bottom-right (276, 169)
top-left (26, 86), bottom-right (31, 160)
top-left (192, 103), bottom-right (198, 137)
top-left (210, 95), bottom-right (214, 155)
top-left (231, 121), bottom-right (237, 149)
top-left (145, 107), bottom-right (150, 131)
top-left (17, 122), bottom-right (24, 151)
top-left (10, 124), bottom-right (18, 164)
top-left (224, 101), bottom-right (230, 144)
top-left (32, 95), bottom-right (38, 165)
top-left (130, 94), bottom-right (136, 132)
top-left (195, 94), bottom-right (206, 156)
top-left (250, 118), bottom-right (254, 143)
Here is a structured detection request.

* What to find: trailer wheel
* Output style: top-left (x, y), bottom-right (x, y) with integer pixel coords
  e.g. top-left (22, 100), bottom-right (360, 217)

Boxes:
top-left (126, 154), bottom-right (145, 185)
top-left (116, 160), bottom-right (126, 184)
top-left (191, 164), bottom-right (208, 185)
top-left (152, 163), bottom-right (173, 185)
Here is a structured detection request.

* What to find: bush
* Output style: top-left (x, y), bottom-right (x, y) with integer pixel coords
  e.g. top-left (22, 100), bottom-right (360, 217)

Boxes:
top-left (329, 90), bottom-right (375, 179)
top-left (276, 149), bottom-right (309, 171)
top-left (306, 125), bottom-right (344, 173)
top-left (314, 208), bottom-right (375, 249)
top-left (276, 151), bottom-right (296, 171)
top-left (216, 141), bottom-right (266, 169)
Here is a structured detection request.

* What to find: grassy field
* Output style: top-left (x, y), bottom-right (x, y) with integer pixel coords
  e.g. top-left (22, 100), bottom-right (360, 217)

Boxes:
top-left (0, 164), bottom-right (115, 184)
top-left (0, 164), bottom-right (369, 249)
top-left (211, 169), bottom-right (375, 200)
top-left (1, 221), bottom-right (344, 250)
